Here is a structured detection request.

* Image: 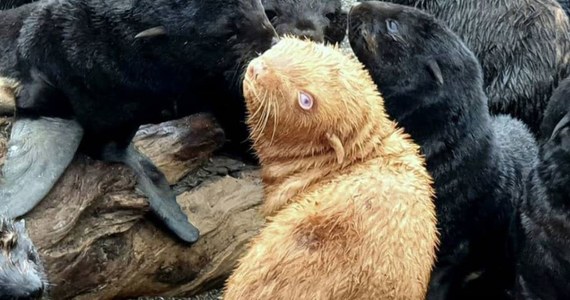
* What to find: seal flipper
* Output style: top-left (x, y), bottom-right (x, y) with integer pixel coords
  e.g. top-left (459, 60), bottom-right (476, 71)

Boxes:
top-left (0, 117), bottom-right (83, 217)
top-left (101, 143), bottom-right (199, 243)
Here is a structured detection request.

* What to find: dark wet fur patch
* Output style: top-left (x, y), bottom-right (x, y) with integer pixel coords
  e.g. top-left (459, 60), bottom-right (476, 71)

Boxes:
top-left (512, 77), bottom-right (570, 300)
top-left (0, 0), bottom-right (277, 242)
top-left (348, 2), bottom-right (538, 299)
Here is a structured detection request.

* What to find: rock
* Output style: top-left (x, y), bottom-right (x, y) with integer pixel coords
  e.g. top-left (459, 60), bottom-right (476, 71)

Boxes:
top-left (0, 114), bottom-right (265, 299)
top-left (133, 114), bottom-right (226, 184)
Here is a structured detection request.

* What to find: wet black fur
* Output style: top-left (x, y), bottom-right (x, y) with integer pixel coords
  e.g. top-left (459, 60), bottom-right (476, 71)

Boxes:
top-left (261, 0), bottom-right (346, 44)
top-left (0, 218), bottom-right (47, 300)
top-left (348, 2), bottom-right (538, 299)
top-left (8, 0), bottom-right (275, 154)
top-left (512, 77), bottom-right (570, 300)
top-left (0, 0), bottom-right (276, 242)
top-left (362, 0), bottom-right (570, 137)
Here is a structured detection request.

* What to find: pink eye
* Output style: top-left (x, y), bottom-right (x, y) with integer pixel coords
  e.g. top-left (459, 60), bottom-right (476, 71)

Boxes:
top-left (298, 92), bottom-right (313, 110)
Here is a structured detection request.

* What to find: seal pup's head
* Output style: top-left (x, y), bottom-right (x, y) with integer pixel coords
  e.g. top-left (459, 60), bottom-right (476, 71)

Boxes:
top-left (243, 36), bottom-right (394, 167)
top-left (133, 0), bottom-right (278, 79)
top-left (261, 0), bottom-right (347, 44)
top-left (0, 218), bottom-right (47, 299)
top-left (347, 1), bottom-right (484, 114)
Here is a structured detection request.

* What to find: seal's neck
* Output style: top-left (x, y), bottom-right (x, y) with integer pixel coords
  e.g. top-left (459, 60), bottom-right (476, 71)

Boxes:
top-left (257, 116), bottom-right (401, 216)
top-left (385, 83), bottom-right (492, 158)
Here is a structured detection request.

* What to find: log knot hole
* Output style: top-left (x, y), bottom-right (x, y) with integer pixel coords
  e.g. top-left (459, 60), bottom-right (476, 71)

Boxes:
top-left (155, 262), bottom-right (200, 285)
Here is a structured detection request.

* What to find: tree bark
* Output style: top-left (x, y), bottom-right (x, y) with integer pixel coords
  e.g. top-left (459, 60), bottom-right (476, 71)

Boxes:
top-left (0, 114), bottom-right (265, 300)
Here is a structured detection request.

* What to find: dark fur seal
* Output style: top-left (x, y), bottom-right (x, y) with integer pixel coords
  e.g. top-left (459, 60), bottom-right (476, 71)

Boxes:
top-left (0, 0), bottom-right (277, 243)
top-left (512, 77), bottom-right (570, 300)
top-left (261, 0), bottom-right (346, 44)
top-left (348, 2), bottom-right (538, 299)
top-left (363, 0), bottom-right (570, 136)
top-left (0, 218), bottom-right (47, 299)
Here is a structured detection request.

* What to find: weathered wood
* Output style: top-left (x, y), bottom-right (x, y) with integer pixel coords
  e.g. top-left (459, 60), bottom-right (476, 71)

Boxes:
top-left (0, 114), bottom-right (265, 299)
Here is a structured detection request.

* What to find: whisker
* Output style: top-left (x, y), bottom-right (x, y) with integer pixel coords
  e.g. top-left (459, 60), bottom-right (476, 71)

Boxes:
top-left (249, 87), bottom-right (267, 120)
top-left (251, 90), bottom-right (269, 144)
top-left (230, 61), bottom-right (244, 89)
top-left (269, 98), bottom-right (278, 146)
top-left (260, 97), bottom-right (272, 142)
top-left (255, 92), bottom-right (271, 145)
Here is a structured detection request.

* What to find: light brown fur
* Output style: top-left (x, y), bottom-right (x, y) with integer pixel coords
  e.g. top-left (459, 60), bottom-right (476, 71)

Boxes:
top-left (223, 36), bottom-right (439, 300)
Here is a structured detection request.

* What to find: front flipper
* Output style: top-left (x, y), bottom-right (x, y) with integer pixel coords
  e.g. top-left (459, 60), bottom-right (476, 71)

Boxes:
top-left (102, 143), bottom-right (199, 244)
top-left (0, 117), bottom-right (83, 217)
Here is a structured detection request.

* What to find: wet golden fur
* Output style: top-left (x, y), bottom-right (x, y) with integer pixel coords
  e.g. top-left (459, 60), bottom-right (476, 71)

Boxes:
top-left (222, 37), bottom-right (439, 300)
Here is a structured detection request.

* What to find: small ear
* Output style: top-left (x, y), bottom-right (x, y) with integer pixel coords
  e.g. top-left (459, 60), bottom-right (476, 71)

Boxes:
top-left (550, 114), bottom-right (570, 141)
top-left (326, 132), bottom-right (345, 165)
top-left (426, 59), bottom-right (444, 86)
top-left (0, 230), bottom-right (17, 252)
top-left (134, 26), bottom-right (167, 39)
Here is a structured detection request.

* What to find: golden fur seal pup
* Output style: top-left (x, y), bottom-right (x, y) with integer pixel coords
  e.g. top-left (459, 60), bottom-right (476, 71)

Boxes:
top-left (223, 36), bottom-right (439, 300)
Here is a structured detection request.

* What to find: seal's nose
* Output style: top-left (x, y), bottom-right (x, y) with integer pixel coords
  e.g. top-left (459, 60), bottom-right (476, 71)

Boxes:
top-left (247, 59), bottom-right (267, 80)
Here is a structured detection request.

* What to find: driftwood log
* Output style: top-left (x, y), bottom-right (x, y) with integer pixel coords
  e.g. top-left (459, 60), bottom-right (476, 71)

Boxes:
top-left (0, 113), bottom-right (265, 299)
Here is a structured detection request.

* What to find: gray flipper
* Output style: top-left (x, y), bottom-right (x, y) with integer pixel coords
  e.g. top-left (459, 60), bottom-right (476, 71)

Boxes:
top-left (102, 143), bottom-right (199, 243)
top-left (0, 117), bottom-right (83, 217)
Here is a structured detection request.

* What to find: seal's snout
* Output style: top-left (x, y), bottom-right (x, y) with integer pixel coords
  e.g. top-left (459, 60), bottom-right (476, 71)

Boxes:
top-left (247, 58), bottom-right (268, 81)
top-left (18, 283), bottom-right (45, 299)
top-left (0, 267), bottom-right (46, 300)
top-left (289, 19), bottom-right (325, 43)
top-left (348, 1), bottom-right (369, 35)
top-left (349, 0), bottom-right (367, 16)
top-left (28, 284), bottom-right (45, 299)
top-left (6, 284), bottom-right (44, 300)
